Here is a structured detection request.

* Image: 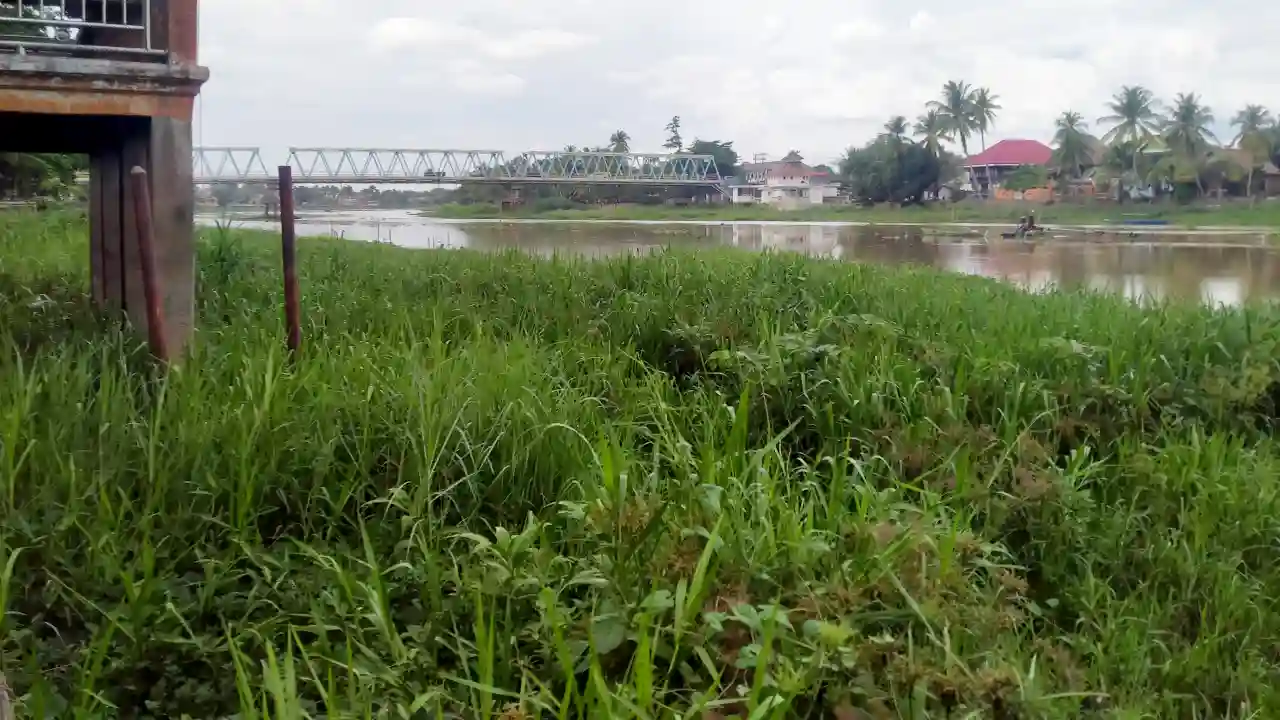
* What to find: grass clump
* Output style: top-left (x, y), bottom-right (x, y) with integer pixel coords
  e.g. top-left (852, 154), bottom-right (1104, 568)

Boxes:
top-left (2, 210), bottom-right (1280, 718)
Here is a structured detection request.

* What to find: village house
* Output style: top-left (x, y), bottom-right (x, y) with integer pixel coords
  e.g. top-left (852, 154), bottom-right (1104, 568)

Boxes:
top-left (963, 139), bottom-right (1054, 198)
top-left (729, 151), bottom-right (841, 208)
top-left (1265, 163), bottom-right (1280, 197)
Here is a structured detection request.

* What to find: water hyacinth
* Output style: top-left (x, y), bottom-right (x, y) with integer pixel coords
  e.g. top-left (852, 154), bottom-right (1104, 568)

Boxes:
top-left (2, 211), bottom-right (1280, 718)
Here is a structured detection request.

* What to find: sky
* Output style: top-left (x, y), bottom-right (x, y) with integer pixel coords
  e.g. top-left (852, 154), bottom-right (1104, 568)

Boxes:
top-left (196, 0), bottom-right (1280, 167)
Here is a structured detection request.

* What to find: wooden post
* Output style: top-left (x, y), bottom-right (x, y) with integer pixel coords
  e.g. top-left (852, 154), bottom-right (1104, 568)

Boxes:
top-left (279, 165), bottom-right (301, 358)
top-left (129, 167), bottom-right (170, 363)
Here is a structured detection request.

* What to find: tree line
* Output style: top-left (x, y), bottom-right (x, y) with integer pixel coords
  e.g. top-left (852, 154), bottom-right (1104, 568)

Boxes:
top-left (845, 80), bottom-right (1280, 204)
top-left (206, 183), bottom-right (450, 211)
top-left (1051, 88), bottom-right (1280, 201)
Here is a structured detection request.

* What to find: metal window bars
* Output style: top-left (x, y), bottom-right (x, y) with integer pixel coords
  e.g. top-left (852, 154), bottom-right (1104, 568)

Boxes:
top-left (0, 0), bottom-right (160, 56)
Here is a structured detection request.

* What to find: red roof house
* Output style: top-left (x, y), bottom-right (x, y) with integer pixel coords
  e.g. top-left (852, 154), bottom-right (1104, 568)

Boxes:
top-left (963, 139), bottom-right (1054, 197)
top-left (964, 139), bottom-right (1053, 169)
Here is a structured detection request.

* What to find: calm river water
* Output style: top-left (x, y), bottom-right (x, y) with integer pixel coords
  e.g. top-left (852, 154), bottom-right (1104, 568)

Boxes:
top-left (202, 210), bottom-right (1280, 308)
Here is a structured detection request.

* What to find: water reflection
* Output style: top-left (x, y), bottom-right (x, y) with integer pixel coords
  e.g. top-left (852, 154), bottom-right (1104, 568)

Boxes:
top-left (200, 211), bottom-right (1280, 307)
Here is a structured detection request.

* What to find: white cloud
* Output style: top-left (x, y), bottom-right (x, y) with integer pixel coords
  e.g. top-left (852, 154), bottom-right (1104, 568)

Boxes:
top-left (478, 29), bottom-right (595, 61)
top-left (368, 17), bottom-right (463, 50)
top-left (832, 19), bottom-right (885, 41)
top-left (446, 60), bottom-right (527, 96)
top-left (196, 0), bottom-right (1280, 166)
top-left (367, 17), bottom-right (593, 61)
top-left (908, 10), bottom-right (934, 33)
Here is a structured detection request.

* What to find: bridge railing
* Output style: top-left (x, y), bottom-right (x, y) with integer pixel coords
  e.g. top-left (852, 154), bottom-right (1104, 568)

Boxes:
top-left (0, 0), bottom-right (162, 57)
top-left (192, 147), bottom-right (273, 183)
top-left (193, 147), bottom-right (724, 186)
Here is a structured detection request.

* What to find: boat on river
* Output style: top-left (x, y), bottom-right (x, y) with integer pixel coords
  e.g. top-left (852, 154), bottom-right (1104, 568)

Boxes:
top-left (1000, 228), bottom-right (1049, 239)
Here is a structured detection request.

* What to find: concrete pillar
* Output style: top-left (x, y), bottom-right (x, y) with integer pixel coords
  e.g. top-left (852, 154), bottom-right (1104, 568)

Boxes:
top-left (148, 116), bottom-right (197, 351)
top-left (88, 116), bottom-right (196, 355)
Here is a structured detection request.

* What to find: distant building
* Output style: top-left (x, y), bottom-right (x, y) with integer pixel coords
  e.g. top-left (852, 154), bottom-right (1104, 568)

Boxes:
top-left (964, 140), bottom-right (1054, 197)
top-left (729, 151), bottom-right (841, 207)
top-left (1265, 162), bottom-right (1280, 197)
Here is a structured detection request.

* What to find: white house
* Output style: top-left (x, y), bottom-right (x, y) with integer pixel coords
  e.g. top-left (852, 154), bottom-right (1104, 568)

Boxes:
top-left (729, 152), bottom-right (841, 208)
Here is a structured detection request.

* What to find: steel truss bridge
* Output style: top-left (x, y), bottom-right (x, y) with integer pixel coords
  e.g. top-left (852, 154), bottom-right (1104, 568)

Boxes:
top-left (192, 147), bottom-right (723, 187)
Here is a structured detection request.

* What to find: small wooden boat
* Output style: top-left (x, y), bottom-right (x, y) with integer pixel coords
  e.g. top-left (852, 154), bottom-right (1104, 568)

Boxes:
top-left (1000, 229), bottom-right (1048, 239)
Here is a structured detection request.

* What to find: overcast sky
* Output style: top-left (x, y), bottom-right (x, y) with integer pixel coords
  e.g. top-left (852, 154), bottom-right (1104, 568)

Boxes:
top-left (196, 0), bottom-right (1280, 166)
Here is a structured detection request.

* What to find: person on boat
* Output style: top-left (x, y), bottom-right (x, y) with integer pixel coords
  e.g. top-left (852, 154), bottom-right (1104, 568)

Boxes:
top-left (1013, 213), bottom-right (1042, 238)
top-left (1014, 215), bottom-right (1028, 238)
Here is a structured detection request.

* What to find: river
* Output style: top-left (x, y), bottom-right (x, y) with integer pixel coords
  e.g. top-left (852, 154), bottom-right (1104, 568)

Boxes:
top-left (199, 209), bottom-right (1280, 308)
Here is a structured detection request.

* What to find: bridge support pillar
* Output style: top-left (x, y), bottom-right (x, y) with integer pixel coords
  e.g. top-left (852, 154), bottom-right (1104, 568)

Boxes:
top-left (89, 116), bottom-right (197, 354)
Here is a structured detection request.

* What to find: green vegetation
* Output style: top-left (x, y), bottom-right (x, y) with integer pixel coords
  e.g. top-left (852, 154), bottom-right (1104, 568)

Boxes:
top-left (0, 153), bottom-right (85, 201)
top-left (1050, 112), bottom-right (1092, 180)
top-left (430, 199), bottom-right (1280, 229)
top-left (6, 211), bottom-right (1280, 717)
top-left (836, 127), bottom-right (943, 205)
top-left (998, 166), bottom-right (1050, 194)
top-left (1028, 86), bottom-right (1280, 202)
top-left (211, 183), bottom-right (448, 211)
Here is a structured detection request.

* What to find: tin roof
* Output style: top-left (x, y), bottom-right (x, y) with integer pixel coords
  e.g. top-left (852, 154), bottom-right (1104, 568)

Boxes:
top-left (964, 139), bottom-right (1053, 168)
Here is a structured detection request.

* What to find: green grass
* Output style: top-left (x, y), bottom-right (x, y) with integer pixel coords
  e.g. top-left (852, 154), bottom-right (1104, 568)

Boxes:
top-left (429, 199), bottom-right (1280, 229)
top-left (3, 210), bottom-right (1280, 718)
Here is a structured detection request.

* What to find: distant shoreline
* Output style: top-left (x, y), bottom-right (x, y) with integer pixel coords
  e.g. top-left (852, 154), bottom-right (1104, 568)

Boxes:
top-left (422, 201), bottom-right (1280, 232)
top-left (186, 207), bottom-right (1277, 237)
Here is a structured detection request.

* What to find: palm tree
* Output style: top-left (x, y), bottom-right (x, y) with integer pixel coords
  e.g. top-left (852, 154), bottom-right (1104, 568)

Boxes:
top-left (913, 110), bottom-right (947, 199)
top-left (928, 80), bottom-right (978, 157)
top-left (971, 87), bottom-right (1001, 152)
top-left (1051, 111), bottom-right (1092, 179)
top-left (1099, 86), bottom-right (1162, 146)
top-left (1098, 85), bottom-right (1162, 182)
top-left (1231, 105), bottom-right (1273, 146)
top-left (1163, 93), bottom-right (1216, 157)
top-left (881, 115), bottom-right (909, 181)
top-left (883, 115), bottom-right (908, 144)
top-left (913, 110), bottom-right (947, 158)
top-left (1161, 93), bottom-right (1216, 195)
top-left (928, 80), bottom-right (979, 192)
top-left (608, 130), bottom-right (631, 153)
top-left (1231, 106), bottom-right (1274, 198)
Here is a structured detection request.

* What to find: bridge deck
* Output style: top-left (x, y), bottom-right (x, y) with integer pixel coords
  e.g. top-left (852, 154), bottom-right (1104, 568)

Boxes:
top-left (193, 147), bottom-right (724, 186)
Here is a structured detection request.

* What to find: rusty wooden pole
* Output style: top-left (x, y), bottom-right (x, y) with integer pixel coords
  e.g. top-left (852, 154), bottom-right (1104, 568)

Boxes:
top-left (279, 165), bottom-right (302, 358)
top-left (129, 167), bottom-right (170, 363)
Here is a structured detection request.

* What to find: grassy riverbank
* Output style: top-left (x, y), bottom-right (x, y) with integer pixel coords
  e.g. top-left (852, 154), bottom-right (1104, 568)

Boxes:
top-left (430, 200), bottom-right (1280, 229)
top-left (4, 211), bottom-right (1280, 717)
